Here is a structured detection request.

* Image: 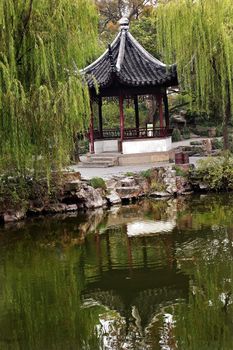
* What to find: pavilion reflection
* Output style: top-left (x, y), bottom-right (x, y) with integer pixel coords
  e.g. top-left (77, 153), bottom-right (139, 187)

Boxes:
top-left (81, 200), bottom-right (189, 347)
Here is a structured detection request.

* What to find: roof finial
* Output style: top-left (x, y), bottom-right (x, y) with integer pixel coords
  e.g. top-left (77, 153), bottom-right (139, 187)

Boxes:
top-left (119, 17), bottom-right (129, 31)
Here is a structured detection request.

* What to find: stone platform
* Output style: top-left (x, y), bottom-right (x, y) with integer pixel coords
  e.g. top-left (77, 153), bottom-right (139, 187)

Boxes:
top-left (81, 150), bottom-right (174, 168)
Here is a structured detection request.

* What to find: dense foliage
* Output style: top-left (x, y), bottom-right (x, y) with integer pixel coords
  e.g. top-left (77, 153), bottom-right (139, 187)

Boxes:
top-left (156, 0), bottom-right (233, 148)
top-left (94, 99), bottom-right (148, 129)
top-left (194, 156), bottom-right (233, 191)
top-left (0, 0), bottom-right (98, 178)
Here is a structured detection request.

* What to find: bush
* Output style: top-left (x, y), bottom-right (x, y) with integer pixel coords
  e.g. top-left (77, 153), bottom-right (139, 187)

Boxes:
top-left (150, 179), bottom-right (166, 191)
top-left (194, 126), bottom-right (209, 137)
top-left (78, 138), bottom-right (89, 155)
top-left (140, 169), bottom-right (153, 179)
top-left (190, 141), bottom-right (202, 146)
top-left (125, 172), bottom-right (134, 177)
top-left (89, 177), bottom-right (106, 190)
top-left (211, 138), bottom-right (223, 150)
top-left (182, 126), bottom-right (190, 139)
top-left (173, 165), bottom-right (187, 177)
top-left (172, 128), bottom-right (182, 142)
top-left (195, 155), bottom-right (233, 191)
top-left (216, 125), bottom-right (223, 137)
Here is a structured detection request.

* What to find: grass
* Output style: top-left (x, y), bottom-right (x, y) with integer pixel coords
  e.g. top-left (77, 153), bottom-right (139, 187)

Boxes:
top-left (140, 169), bottom-right (153, 179)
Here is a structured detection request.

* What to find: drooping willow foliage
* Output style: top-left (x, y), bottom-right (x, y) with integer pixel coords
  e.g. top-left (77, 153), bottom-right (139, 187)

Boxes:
top-left (156, 0), bottom-right (233, 139)
top-left (0, 0), bottom-right (98, 178)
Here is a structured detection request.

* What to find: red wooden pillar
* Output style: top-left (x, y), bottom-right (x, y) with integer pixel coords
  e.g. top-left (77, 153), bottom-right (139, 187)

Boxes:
top-left (156, 95), bottom-right (164, 136)
top-left (98, 96), bottom-right (103, 139)
top-left (163, 92), bottom-right (169, 129)
top-left (90, 102), bottom-right (94, 154)
top-left (134, 95), bottom-right (139, 136)
top-left (119, 95), bottom-right (124, 153)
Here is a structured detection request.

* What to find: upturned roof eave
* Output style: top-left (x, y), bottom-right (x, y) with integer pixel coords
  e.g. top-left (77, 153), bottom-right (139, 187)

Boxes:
top-left (81, 17), bottom-right (178, 90)
top-left (80, 32), bottom-right (121, 74)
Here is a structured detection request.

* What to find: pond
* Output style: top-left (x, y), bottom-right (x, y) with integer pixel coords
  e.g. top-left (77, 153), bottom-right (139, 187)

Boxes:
top-left (0, 194), bottom-right (233, 350)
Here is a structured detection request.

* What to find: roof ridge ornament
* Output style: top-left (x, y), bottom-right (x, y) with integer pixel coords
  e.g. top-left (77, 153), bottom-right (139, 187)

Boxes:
top-left (116, 29), bottom-right (126, 72)
top-left (119, 17), bottom-right (129, 31)
top-left (108, 44), bottom-right (116, 72)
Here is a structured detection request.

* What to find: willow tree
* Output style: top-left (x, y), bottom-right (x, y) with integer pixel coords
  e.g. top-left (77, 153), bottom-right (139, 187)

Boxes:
top-left (0, 0), bottom-right (98, 178)
top-left (156, 0), bottom-right (233, 149)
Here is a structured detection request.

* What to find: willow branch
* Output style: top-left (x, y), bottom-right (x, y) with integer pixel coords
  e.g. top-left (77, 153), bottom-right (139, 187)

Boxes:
top-left (16, 0), bottom-right (34, 61)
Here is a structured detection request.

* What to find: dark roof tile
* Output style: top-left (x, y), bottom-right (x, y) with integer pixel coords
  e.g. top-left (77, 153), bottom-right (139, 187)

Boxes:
top-left (81, 18), bottom-right (178, 90)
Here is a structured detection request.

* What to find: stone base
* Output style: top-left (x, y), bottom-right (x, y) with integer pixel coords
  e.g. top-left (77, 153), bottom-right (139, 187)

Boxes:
top-left (93, 137), bottom-right (172, 155)
top-left (93, 139), bottom-right (119, 153)
top-left (118, 150), bottom-right (174, 165)
top-left (122, 137), bottom-right (172, 154)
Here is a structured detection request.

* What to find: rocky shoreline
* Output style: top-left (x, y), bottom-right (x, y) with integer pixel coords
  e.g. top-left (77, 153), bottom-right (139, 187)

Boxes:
top-left (0, 165), bottom-right (196, 224)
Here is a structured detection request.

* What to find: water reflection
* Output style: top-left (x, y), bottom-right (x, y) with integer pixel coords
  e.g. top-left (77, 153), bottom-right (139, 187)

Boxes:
top-left (0, 195), bottom-right (233, 349)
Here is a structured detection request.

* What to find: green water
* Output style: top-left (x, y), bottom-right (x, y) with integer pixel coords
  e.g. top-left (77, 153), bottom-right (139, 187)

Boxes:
top-left (0, 194), bottom-right (233, 350)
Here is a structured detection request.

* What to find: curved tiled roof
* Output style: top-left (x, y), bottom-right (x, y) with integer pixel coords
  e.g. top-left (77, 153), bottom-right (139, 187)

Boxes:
top-left (82, 18), bottom-right (178, 91)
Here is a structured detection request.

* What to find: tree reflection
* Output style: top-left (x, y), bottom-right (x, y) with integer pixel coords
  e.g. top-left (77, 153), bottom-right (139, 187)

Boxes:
top-left (0, 195), bottom-right (233, 349)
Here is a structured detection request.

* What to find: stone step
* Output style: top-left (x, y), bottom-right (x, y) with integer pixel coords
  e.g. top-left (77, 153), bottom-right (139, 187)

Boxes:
top-left (87, 152), bottom-right (121, 156)
top-left (86, 155), bottom-right (119, 167)
top-left (89, 156), bottom-right (118, 162)
top-left (80, 160), bottom-right (115, 168)
top-left (82, 153), bottom-right (119, 167)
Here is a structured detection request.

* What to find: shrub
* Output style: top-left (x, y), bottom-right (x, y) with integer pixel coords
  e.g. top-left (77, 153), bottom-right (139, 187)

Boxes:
top-left (173, 165), bottom-right (187, 177)
top-left (78, 138), bottom-right (89, 155)
top-left (150, 179), bottom-right (166, 191)
top-left (190, 141), bottom-right (202, 146)
top-left (172, 128), bottom-right (182, 142)
top-left (194, 126), bottom-right (209, 137)
top-left (182, 126), bottom-right (190, 139)
top-left (140, 169), bottom-right (153, 179)
top-left (89, 177), bottom-right (106, 190)
top-left (195, 155), bottom-right (233, 191)
top-left (216, 125), bottom-right (223, 137)
top-left (211, 138), bottom-right (223, 150)
top-left (125, 172), bottom-right (134, 177)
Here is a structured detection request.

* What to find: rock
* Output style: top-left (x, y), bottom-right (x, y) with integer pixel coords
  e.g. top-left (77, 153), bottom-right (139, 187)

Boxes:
top-left (104, 175), bottom-right (145, 201)
top-left (43, 203), bottom-right (68, 213)
top-left (171, 114), bottom-right (186, 126)
top-left (43, 203), bottom-right (79, 214)
top-left (63, 171), bottom-right (81, 181)
top-left (66, 204), bottom-right (78, 212)
top-left (138, 178), bottom-right (150, 194)
top-left (105, 178), bottom-right (118, 190)
top-left (119, 177), bottom-right (136, 187)
top-left (199, 182), bottom-right (209, 190)
top-left (176, 176), bottom-right (192, 195)
top-left (3, 210), bottom-right (25, 223)
top-left (64, 180), bottom-right (81, 192)
top-left (116, 186), bottom-right (141, 199)
top-left (163, 167), bottom-right (177, 195)
top-left (166, 183), bottom-right (177, 194)
top-left (149, 191), bottom-right (172, 198)
top-left (1, 165), bottom-right (204, 225)
top-left (27, 206), bottom-right (44, 215)
top-left (180, 109), bottom-right (188, 116)
top-left (202, 139), bottom-right (212, 153)
top-left (62, 181), bottom-right (107, 209)
top-left (106, 190), bottom-right (121, 205)
top-left (75, 185), bottom-right (106, 209)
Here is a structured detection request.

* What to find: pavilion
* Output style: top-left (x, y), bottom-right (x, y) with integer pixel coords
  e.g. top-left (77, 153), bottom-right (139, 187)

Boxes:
top-left (82, 18), bottom-right (178, 164)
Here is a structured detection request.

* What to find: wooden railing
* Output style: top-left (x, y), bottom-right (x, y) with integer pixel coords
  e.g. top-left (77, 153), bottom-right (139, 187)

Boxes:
top-left (93, 127), bottom-right (173, 140)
